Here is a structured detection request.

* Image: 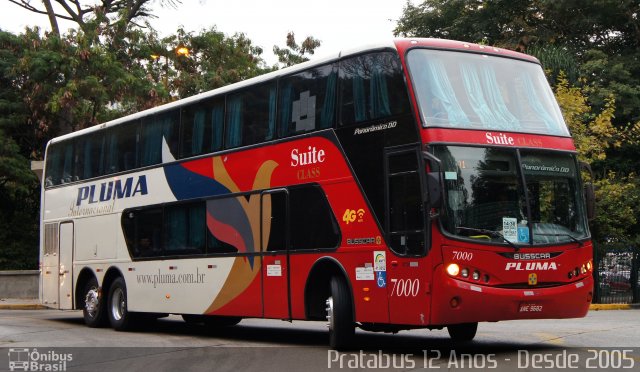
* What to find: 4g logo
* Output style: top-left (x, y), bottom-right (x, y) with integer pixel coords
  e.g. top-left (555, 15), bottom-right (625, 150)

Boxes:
top-left (343, 208), bottom-right (365, 224)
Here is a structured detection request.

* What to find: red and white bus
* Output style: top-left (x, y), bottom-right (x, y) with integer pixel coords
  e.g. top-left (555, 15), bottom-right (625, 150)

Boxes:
top-left (40, 38), bottom-right (594, 349)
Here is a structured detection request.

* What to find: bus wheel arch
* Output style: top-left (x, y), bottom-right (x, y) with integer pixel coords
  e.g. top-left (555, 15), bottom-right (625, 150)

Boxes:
top-left (304, 257), bottom-right (353, 320)
top-left (305, 257), bottom-right (355, 349)
top-left (76, 268), bottom-right (107, 327)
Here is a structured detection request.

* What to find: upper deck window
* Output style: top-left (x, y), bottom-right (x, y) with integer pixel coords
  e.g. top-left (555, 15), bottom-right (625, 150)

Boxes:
top-left (339, 52), bottom-right (411, 125)
top-left (406, 49), bottom-right (569, 136)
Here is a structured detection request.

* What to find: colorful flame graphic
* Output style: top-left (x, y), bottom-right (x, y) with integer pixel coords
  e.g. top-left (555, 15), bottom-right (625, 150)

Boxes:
top-left (164, 156), bottom-right (278, 313)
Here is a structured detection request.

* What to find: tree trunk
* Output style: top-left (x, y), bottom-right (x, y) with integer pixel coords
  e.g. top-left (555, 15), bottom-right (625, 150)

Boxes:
top-left (42, 0), bottom-right (60, 36)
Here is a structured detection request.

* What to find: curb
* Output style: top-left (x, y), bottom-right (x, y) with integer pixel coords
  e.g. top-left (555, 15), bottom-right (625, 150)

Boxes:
top-left (0, 303), bottom-right (47, 310)
top-left (589, 303), bottom-right (639, 311)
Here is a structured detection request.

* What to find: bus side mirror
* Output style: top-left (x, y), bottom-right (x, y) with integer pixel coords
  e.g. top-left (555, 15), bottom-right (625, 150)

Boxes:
top-left (585, 183), bottom-right (596, 220)
top-left (422, 151), bottom-right (444, 211)
top-left (427, 172), bottom-right (442, 209)
top-left (580, 162), bottom-right (596, 220)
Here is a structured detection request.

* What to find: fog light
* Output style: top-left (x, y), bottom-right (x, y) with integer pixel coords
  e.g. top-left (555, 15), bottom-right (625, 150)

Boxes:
top-left (450, 296), bottom-right (460, 308)
top-left (574, 268), bottom-right (580, 277)
top-left (447, 263), bottom-right (460, 276)
top-left (461, 268), bottom-right (469, 278)
top-left (581, 265), bottom-right (587, 274)
top-left (472, 270), bottom-right (480, 280)
top-left (483, 274), bottom-right (490, 283)
top-left (568, 271), bottom-right (573, 279)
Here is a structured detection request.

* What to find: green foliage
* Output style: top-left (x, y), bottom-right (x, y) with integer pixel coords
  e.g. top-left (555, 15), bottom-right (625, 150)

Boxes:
top-left (273, 32), bottom-right (322, 67)
top-left (0, 20), bottom-right (269, 269)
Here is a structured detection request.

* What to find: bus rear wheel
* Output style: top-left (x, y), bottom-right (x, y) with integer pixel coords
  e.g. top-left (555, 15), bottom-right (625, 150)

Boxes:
top-left (447, 322), bottom-right (478, 342)
top-left (107, 277), bottom-right (134, 331)
top-left (82, 277), bottom-right (107, 327)
top-left (326, 276), bottom-right (354, 350)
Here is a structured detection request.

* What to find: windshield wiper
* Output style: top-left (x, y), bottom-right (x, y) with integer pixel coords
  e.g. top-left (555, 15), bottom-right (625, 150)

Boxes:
top-left (535, 233), bottom-right (584, 247)
top-left (455, 226), bottom-right (520, 251)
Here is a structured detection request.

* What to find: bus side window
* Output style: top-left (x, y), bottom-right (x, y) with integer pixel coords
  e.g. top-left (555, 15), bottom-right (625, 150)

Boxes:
top-left (289, 185), bottom-right (340, 250)
top-left (140, 110), bottom-right (179, 166)
top-left (74, 132), bottom-right (105, 181)
top-left (45, 141), bottom-right (75, 186)
top-left (225, 82), bottom-right (277, 149)
top-left (164, 203), bottom-right (206, 255)
top-left (277, 63), bottom-right (337, 138)
top-left (180, 98), bottom-right (224, 158)
top-left (123, 208), bottom-right (164, 258)
top-left (339, 52), bottom-right (411, 126)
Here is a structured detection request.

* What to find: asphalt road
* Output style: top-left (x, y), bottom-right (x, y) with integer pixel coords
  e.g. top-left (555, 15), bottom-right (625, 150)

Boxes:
top-left (0, 309), bottom-right (639, 371)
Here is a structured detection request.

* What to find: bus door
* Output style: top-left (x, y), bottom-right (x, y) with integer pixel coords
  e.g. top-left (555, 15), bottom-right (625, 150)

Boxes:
top-left (384, 147), bottom-right (432, 326)
top-left (41, 222), bottom-right (74, 309)
top-left (58, 222), bottom-right (74, 308)
top-left (260, 189), bottom-right (291, 319)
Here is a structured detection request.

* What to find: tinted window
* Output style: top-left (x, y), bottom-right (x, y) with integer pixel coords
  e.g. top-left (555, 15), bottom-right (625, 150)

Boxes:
top-left (205, 197), bottom-right (243, 254)
top-left (181, 98), bottom-right (224, 158)
top-left (339, 52), bottom-right (411, 125)
top-left (387, 150), bottom-right (425, 255)
top-left (289, 185), bottom-right (339, 250)
top-left (165, 203), bottom-right (206, 255)
top-left (123, 208), bottom-right (164, 258)
top-left (226, 83), bottom-right (277, 148)
top-left (140, 110), bottom-right (179, 166)
top-left (104, 121), bottom-right (138, 175)
top-left (264, 191), bottom-right (287, 252)
top-left (278, 64), bottom-right (337, 137)
top-left (45, 142), bottom-right (73, 186)
top-left (74, 132), bottom-right (104, 180)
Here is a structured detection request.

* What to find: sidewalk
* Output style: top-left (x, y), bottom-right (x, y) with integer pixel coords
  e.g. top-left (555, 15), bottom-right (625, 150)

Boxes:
top-left (0, 298), bottom-right (638, 311)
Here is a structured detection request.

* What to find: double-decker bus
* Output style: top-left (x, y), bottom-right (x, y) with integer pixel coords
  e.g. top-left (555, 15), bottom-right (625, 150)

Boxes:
top-left (40, 38), bottom-right (595, 349)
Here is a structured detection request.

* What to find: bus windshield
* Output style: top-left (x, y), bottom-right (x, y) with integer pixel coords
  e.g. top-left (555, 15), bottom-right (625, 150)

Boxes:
top-left (433, 146), bottom-right (588, 246)
top-left (406, 48), bottom-right (569, 136)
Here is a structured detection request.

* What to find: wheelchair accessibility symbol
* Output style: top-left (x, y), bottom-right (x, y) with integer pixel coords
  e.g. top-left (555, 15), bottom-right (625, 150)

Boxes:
top-left (376, 271), bottom-right (387, 288)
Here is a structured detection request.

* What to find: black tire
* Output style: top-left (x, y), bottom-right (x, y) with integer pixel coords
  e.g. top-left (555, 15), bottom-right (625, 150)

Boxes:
top-left (447, 322), bottom-right (478, 342)
top-left (107, 277), bottom-right (134, 331)
top-left (82, 277), bottom-right (107, 328)
top-left (326, 276), bottom-right (355, 350)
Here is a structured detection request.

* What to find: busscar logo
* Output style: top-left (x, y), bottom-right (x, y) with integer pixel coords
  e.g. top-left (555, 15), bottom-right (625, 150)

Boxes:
top-left (8, 348), bottom-right (72, 371)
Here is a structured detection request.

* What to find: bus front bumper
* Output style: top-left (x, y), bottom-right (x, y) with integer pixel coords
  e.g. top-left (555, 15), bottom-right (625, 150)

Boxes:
top-left (430, 270), bottom-right (593, 325)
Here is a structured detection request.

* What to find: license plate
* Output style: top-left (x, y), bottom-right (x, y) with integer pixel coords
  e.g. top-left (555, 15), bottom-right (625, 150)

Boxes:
top-left (519, 303), bottom-right (543, 313)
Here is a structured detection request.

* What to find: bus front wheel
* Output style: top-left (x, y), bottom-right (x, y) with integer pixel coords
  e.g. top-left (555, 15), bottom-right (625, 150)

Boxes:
top-left (326, 276), bottom-right (354, 350)
top-left (107, 277), bottom-right (133, 331)
top-left (447, 322), bottom-right (478, 342)
top-left (82, 277), bottom-right (107, 327)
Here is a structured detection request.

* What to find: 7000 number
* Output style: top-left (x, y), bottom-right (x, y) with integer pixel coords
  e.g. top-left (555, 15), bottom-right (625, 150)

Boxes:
top-left (390, 278), bottom-right (420, 297)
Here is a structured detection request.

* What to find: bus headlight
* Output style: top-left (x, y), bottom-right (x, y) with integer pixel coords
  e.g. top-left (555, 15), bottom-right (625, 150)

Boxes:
top-left (446, 263), bottom-right (460, 276)
top-left (472, 270), bottom-right (481, 280)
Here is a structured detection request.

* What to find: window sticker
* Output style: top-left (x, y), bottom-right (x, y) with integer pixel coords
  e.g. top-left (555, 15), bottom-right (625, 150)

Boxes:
top-left (503, 217), bottom-right (518, 242)
top-left (373, 251), bottom-right (386, 272)
top-left (517, 224), bottom-right (530, 243)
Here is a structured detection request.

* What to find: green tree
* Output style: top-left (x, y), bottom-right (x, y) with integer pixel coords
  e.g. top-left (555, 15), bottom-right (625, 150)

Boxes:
top-left (6, 0), bottom-right (180, 36)
top-left (0, 31), bottom-right (39, 269)
top-left (273, 31), bottom-right (321, 67)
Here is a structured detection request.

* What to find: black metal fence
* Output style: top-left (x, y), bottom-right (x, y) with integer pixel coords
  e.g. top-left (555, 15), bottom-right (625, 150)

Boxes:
top-left (593, 245), bottom-right (640, 304)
